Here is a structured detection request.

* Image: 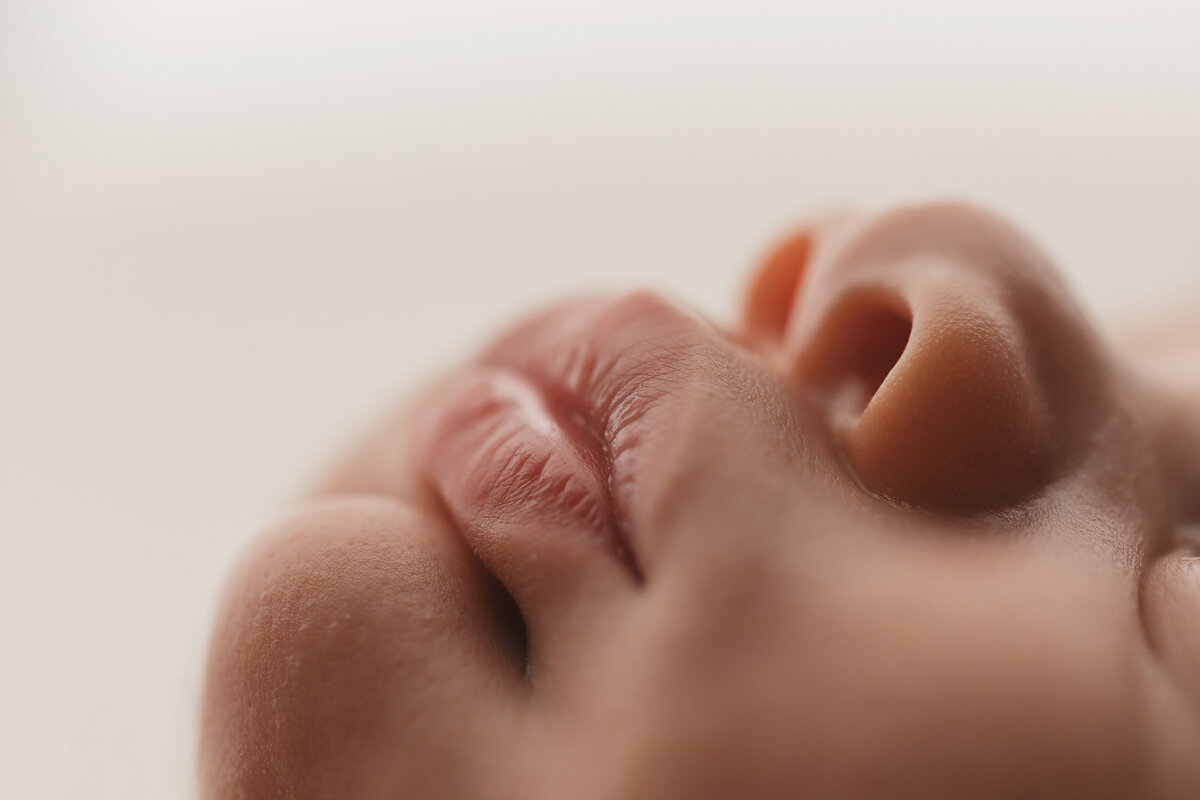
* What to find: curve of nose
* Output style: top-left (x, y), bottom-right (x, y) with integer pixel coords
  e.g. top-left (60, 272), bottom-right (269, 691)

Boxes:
top-left (789, 202), bottom-right (1090, 512)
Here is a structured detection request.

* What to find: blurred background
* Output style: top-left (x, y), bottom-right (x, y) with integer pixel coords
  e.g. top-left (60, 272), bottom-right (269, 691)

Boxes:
top-left (2, 2), bottom-right (1198, 796)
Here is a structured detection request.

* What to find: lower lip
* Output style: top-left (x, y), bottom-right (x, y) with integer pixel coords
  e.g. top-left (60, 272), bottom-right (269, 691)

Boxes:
top-left (416, 368), bottom-right (628, 561)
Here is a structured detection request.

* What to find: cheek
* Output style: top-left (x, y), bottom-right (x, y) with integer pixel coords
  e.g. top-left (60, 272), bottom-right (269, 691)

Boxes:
top-left (800, 545), bottom-right (1146, 797)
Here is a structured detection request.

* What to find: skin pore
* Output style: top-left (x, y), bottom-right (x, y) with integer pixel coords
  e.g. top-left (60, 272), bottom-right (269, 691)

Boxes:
top-left (200, 201), bottom-right (1200, 799)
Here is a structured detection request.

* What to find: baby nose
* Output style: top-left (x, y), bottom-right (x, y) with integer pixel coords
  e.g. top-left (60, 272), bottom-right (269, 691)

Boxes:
top-left (746, 201), bottom-right (1108, 512)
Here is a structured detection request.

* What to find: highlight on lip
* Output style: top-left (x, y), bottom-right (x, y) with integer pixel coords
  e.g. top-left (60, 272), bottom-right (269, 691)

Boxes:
top-left (417, 367), bottom-right (640, 575)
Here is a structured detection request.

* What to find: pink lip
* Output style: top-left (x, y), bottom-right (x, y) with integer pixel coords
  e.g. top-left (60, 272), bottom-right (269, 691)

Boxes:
top-left (416, 293), bottom-right (710, 578)
top-left (418, 365), bottom-right (634, 567)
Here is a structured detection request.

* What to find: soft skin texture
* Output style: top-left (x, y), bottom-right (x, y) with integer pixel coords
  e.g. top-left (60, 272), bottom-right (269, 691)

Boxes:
top-left (201, 202), bottom-right (1200, 799)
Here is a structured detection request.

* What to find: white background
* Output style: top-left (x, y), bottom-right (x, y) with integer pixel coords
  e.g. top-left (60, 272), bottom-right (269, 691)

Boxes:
top-left (2, 2), bottom-right (1199, 797)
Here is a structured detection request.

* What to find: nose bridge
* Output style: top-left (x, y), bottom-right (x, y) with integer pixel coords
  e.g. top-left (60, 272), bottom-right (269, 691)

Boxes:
top-left (788, 201), bottom-right (1106, 512)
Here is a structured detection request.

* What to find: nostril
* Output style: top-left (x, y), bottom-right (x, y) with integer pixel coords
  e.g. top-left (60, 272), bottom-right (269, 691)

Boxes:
top-left (803, 291), bottom-right (913, 431)
top-left (800, 287), bottom-right (1049, 513)
top-left (782, 202), bottom-right (1105, 514)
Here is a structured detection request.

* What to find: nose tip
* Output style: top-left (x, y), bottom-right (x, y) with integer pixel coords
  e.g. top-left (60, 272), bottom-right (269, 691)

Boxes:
top-left (751, 201), bottom-right (1104, 512)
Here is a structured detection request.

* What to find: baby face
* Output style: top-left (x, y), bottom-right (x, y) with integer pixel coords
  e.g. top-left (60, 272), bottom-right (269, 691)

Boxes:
top-left (201, 202), bottom-right (1200, 799)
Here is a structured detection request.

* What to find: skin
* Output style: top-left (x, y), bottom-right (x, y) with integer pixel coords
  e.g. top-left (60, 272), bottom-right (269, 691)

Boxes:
top-left (200, 201), bottom-right (1200, 799)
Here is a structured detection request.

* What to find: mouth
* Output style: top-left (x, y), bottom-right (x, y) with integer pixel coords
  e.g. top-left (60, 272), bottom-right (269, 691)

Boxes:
top-left (418, 363), bottom-right (639, 577)
top-left (415, 292), bottom-right (714, 581)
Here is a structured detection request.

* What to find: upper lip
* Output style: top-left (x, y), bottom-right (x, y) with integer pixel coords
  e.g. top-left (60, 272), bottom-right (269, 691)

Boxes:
top-left (473, 291), bottom-right (709, 452)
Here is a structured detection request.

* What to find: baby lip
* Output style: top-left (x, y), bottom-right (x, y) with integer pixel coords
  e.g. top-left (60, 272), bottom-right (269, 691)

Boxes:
top-left (463, 291), bottom-right (723, 559)
top-left (416, 366), bottom-right (637, 574)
